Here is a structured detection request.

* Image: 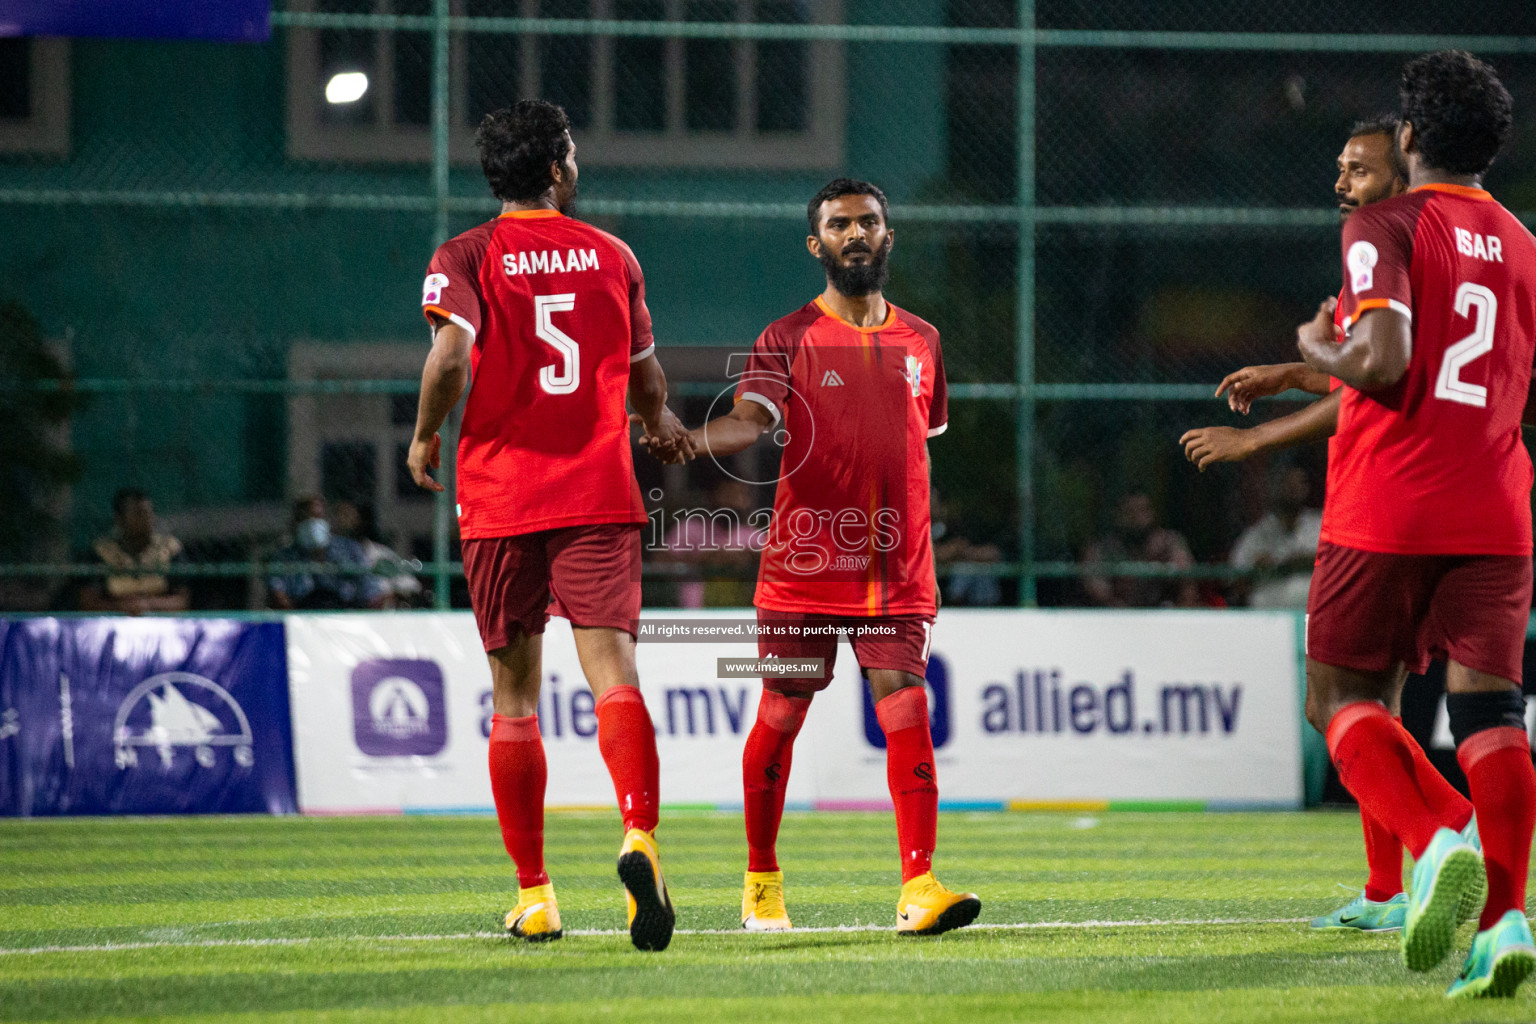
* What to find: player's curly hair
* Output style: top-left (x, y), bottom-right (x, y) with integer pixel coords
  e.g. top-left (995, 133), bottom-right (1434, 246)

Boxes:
top-left (475, 99), bottom-right (572, 203)
top-left (1399, 50), bottom-right (1512, 177)
top-left (1348, 113), bottom-right (1409, 182)
top-left (807, 178), bottom-right (890, 232)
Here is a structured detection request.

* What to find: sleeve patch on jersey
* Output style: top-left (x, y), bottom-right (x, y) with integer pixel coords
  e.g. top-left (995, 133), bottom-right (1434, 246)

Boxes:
top-left (424, 305), bottom-right (476, 340)
top-left (1347, 240), bottom-right (1378, 295)
top-left (738, 391), bottom-right (782, 427)
top-left (422, 273), bottom-right (449, 307)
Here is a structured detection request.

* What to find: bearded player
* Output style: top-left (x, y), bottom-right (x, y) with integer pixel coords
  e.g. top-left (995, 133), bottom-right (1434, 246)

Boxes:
top-left (1182, 117), bottom-right (1482, 937)
top-left (408, 100), bottom-right (692, 951)
top-left (1297, 52), bottom-right (1536, 997)
top-left (642, 178), bottom-right (979, 936)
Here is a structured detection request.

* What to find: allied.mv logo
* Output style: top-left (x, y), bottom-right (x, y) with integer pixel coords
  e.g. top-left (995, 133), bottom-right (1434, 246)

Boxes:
top-left (351, 659), bottom-right (448, 757)
top-left (113, 672), bottom-right (255, 770)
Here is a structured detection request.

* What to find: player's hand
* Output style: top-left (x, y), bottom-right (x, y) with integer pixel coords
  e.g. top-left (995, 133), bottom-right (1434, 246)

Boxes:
top-left (1179, 426), bottom-right (1255, 470)
top-left (1215, 364), bottom-right (1301, 415)
top-left (630, 409), bottom-right (696, 464)
top-left (407, 432), bottom-right (445, 492)
top-left (1296, 296), bottom-right (1339, 370)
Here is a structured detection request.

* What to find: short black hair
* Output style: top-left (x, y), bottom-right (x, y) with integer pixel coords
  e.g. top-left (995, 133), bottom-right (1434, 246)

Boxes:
top-left (292, 495), bottom-right (323, 524)
top-left (475, 99), bottom-right (572, 204)
top-left (807, 178), bottom-right (889, 232)
top-left (1348, 113), bottom-right (1409, 181)
top-left (112, 487), bottom-right (148, 517)
top-left (1399, 50), bottom-right (1513, 176)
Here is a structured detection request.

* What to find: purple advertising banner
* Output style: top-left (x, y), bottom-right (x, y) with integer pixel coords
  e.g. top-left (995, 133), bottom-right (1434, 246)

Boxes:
top-left (0, 617), bottom-right (296, 816)
top-left (0, 0), bottom-right (271, 42)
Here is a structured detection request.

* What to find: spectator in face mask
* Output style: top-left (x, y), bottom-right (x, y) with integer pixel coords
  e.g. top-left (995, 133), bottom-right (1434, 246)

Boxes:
top-left (266, 496), bottom-right (385, 610)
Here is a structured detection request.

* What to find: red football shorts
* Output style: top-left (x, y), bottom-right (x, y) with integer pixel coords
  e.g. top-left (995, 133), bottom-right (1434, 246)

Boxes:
top-left (462, 523), bottom-right (642, 651)
top-left (755, 608), bottom-right (935, 692)
top-left (1306, 540), bottom-right (1531, 682)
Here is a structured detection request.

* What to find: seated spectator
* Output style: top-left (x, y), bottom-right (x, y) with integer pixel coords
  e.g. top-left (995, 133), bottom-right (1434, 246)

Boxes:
top-left (1082, 491), bottom-right (1197, 607)
top-left (333, 500), bottom-right (424, 608)
top-left (267, 497), bottom-right (385, 610)
top-left (1230, 466), bottom-right (1322, 609)
top-left (932, 488), bottom-right (1003, 606)
top-left (79, 488), bottom-right (190, 614)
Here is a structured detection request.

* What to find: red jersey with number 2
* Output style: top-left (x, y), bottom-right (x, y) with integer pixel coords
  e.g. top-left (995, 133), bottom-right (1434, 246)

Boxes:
top-left (421, 210), bottom-right (653, 540)
top-left (1326, 184), bottom-right (1536, 556)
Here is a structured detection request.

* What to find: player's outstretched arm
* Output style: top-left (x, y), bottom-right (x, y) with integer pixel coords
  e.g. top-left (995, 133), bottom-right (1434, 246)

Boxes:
top-left (634, 395), bottom-right (773, 464)
top-left (1215, 363), bottom-right (1333, 414)
top-left (407, 318), bottom-right (474, 492)
top-left (1297, 299), bottom-right (1409, 392)
top-left (688, 400), bottom-right (776, 463)
top-left (1180, 388), bottom-right (1341, 471)
top-left (628, 353), bottom-right (694, 462)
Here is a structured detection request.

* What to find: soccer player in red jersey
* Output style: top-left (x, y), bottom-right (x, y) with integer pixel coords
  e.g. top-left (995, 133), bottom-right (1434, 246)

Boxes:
top-left (642, 179), bottom-right (979, 936)
top-left (1182, 117), bottom-right (1408, 470)
top-left (407, 100), bottom-right (692, 951)
top-left (1183, 119), bottom-right (1477, 934)
top-left (1296, 52), bottom-right (1536, 996)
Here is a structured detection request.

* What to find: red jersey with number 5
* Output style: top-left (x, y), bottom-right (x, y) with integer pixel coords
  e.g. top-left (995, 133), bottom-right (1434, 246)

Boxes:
top-left (1326, 184), bottom-right (1536, 555)
top-left (421, 209), bottom-right (653, 539)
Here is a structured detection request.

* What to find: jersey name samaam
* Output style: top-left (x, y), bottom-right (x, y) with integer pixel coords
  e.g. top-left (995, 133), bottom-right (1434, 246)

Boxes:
top-left (502, 248), bottom-right (600, 276)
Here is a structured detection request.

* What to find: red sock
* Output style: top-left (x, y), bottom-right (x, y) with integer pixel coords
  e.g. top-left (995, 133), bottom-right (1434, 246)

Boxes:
top-left (488, 713), bottom-right (549, 889)
top-left (876, 687), bottom-right (938, 883)
top-left (742, 690), bottom-right (812, 873)
top-left (596, 685), bottom-right (659, 833)
top-left (1458, 726), bottom-right (1536, 929)
top-left (1395, 717), bottom-right (1474, 831)
top-left (1326, 702), bottom-right (1442, 858)
top-left (1360, 804), bottom-right (1404, 902)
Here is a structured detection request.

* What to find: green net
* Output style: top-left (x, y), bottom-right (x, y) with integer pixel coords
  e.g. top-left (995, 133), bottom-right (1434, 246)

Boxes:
top-left (2, 1), bottom-right (1533, 609)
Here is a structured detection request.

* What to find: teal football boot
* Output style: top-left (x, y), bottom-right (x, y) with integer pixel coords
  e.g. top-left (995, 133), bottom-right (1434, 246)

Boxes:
top-left (1310, 889), bottom-right (1407, 932)
top-left (1447, 910), bottom-right (1536, 999)
top-left (1403, 826), bottom-right (1485, 972)
top-left (1458, 814), bottom-right (1487, 926)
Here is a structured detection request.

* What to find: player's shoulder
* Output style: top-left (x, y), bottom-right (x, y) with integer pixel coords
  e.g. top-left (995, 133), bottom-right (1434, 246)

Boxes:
top-left (434, 218), bottom-right (498, 266)
top-left (559, 218), bottom-right (642, 273)
top-left (1349, 190), bottom-right (1430, 235)
top-left (443, 217), bottom-right (499, 252)
top-left (890, 302), bottom-right (940, 345)
top-left (1489, 198), bottom-right (1536, 256)
top-left (760, 301), bottom-right (824, 344)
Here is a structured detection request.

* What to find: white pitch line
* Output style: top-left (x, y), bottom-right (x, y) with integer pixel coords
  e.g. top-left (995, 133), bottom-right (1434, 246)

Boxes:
top-left (0, 917), bottom-right (1309, 957)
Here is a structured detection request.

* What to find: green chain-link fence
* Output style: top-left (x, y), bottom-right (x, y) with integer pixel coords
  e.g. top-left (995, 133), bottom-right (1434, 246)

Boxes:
top-left (3, 1), bottom-right (1535, 610)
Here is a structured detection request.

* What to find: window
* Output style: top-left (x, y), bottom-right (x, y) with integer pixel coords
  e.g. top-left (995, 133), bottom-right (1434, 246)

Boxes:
top-left (287, 0), bottom-right (844, 168)
top-left (0, 38), bottom-right (69, 156)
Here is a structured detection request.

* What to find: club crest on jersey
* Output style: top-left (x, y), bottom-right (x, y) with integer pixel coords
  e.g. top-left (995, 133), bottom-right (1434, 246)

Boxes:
top-left (421, 273), bottom-right (449, 306)
top-left (1347, 240), bottom-right (1378, 294)
top-left (904, 355), bottom-right (922, 397)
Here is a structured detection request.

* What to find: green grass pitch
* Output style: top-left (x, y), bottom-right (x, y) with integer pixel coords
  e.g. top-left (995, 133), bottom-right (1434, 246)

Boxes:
top-left (3, 810), bottom-right (1535, 1023)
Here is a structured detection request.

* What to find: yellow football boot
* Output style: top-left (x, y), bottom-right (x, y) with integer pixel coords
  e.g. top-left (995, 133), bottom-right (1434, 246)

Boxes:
top-left (504, 882), bottom-right (562, 942)
top-left (741, 870), bottom-right (792, 931)
top-left (617, 827), bottom-right (675, 951)
top-left (895, 872), bottom-right (981, 936)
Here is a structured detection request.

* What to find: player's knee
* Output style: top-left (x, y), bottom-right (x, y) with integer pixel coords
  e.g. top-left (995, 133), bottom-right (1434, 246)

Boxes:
top-left (1303, 679), bottom-right (1340, 735)
top-left (1303, 693), bottom-right (1330, 736)
top-left (1446, 688), bottom-right (1526, 747)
